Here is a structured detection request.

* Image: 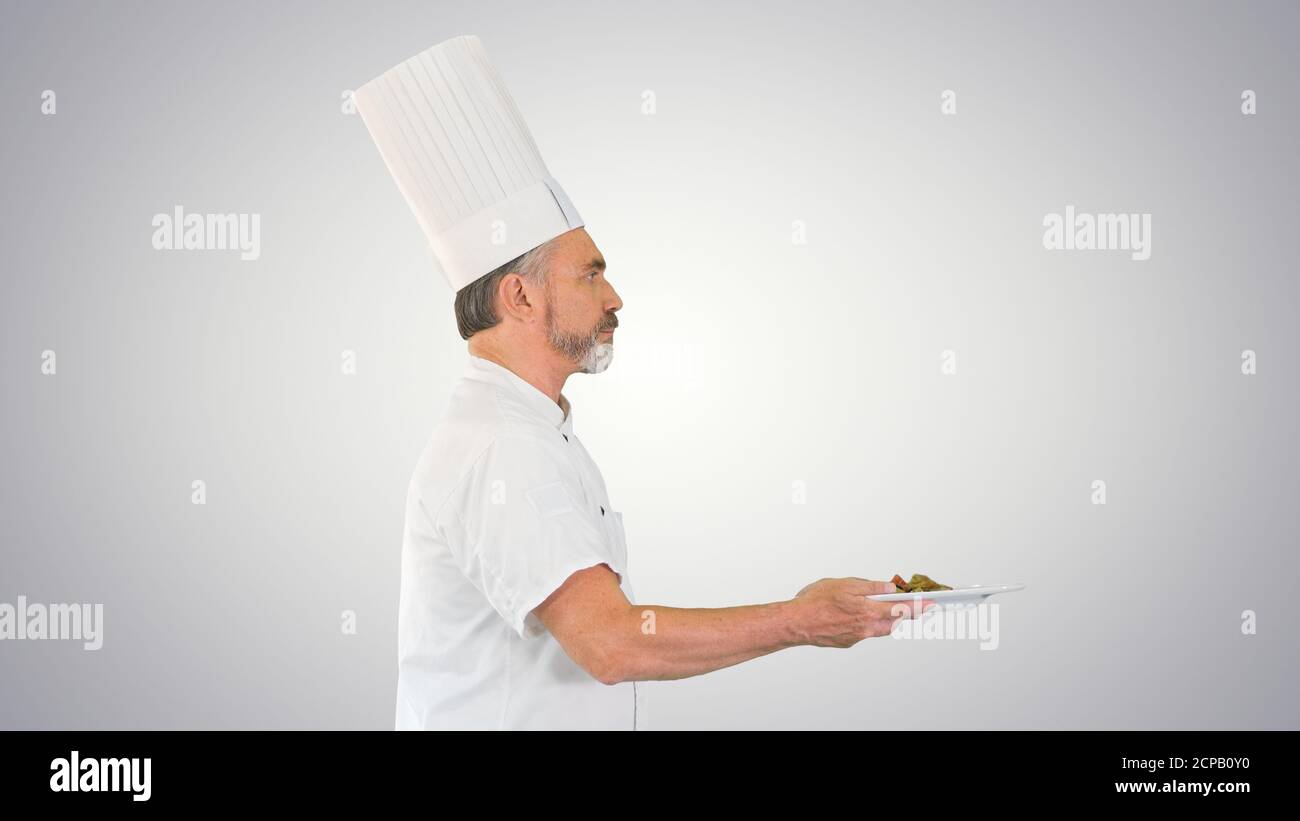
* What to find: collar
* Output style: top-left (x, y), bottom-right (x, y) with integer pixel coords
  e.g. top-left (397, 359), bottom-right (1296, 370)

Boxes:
top-left (463, 355), bottom-right (573, 432)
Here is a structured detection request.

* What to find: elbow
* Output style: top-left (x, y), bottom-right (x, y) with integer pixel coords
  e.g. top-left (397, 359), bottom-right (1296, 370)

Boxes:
top-left (592, 652), bottom-right (626, 680)
top-left (594, 666), bottom-right (623, 686)
top-left (584, 640), bottom-right (633, 686)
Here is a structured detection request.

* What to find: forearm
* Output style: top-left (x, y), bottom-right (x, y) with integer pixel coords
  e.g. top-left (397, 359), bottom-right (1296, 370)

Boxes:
top-left (609, 599), bottom-right (806, 683)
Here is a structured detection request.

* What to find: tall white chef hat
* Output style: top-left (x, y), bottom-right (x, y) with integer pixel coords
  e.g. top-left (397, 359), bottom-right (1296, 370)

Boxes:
top-left (354, 34), bottom-right (584, 292)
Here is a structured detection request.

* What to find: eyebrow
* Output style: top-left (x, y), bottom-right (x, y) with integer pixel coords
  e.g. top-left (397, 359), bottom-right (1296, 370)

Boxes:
top-left (582, 257), bottom-right (606, 273)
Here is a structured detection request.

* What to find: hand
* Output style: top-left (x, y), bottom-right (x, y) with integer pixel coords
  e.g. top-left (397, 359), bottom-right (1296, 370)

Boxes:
top-left (790, 577), bottom-right (934, 648)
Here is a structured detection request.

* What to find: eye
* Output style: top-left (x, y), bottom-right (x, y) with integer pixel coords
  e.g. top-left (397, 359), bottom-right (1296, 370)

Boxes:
top-left (588, 270), bottom-right (599, 280)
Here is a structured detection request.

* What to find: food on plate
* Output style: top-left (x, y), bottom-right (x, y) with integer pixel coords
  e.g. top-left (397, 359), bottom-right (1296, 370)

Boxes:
top-left (890, 573), bottom-right (953, 593)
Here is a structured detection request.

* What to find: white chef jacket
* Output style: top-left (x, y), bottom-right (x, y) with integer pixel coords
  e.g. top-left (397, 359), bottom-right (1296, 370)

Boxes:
top-left (395, 354), bottom-right (648, 730)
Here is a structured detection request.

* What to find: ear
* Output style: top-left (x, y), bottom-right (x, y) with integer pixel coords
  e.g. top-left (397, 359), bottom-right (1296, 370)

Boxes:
top-left (496, 272), bottom-right (540, 322)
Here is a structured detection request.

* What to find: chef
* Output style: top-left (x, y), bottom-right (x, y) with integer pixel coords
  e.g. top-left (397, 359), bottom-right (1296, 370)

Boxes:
top-left (355, 34), bottom-right (933, 730)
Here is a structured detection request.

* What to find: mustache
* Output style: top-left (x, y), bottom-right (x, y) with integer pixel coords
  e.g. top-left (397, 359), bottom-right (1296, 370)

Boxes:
top-left (598, 316), bottom-right (618, 332)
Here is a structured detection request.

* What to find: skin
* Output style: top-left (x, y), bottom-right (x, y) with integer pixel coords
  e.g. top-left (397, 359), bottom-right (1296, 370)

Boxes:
top-left (467, 226), bottom-right (620, 411)
top-left (469, 226), bottom-right (936, 686)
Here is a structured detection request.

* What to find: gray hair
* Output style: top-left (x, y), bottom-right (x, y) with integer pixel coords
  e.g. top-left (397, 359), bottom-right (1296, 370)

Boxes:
top-left (453, 242), bottom-right (553, 340)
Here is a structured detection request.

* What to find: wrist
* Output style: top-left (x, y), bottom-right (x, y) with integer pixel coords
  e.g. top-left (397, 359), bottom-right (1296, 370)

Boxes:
top-left (773, 598), bottom-right (809, 648)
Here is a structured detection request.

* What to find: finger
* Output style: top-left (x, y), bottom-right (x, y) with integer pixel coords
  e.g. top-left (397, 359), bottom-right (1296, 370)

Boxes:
top-left (872, 596), bottom-right (928, 619)
top-left (861, 619), bottom-right (894, 638)
top-left (847, 578), bottom-right (896, 595)
top-left (870, 617), bottom-right (908, 636)
top-left (866, 599), bottom-right (910, 620)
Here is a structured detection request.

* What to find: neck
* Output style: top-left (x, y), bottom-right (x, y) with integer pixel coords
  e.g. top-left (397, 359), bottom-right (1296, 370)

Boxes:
top-left (467, 337), bottom-right (571, 416)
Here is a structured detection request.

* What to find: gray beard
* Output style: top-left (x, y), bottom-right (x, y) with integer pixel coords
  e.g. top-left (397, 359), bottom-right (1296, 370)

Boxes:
top-left (579, 342), bottom-right (614, 374)
top-left (545, 302), bottom-right (614, 374)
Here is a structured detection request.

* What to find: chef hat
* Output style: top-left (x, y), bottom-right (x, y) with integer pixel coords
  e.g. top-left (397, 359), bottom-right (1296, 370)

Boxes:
top-left (354, 34), bottom-right (584, 292)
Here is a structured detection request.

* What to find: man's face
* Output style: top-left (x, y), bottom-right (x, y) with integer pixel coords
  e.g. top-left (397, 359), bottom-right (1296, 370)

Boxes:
top-left (541, 228), bottom-right (622, 374)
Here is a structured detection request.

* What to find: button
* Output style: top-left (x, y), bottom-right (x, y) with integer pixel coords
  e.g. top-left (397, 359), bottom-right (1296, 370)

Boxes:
top-left (600, 505), bottom-right (605, 516)
top-left (562, 434), bottom-right (568, 442)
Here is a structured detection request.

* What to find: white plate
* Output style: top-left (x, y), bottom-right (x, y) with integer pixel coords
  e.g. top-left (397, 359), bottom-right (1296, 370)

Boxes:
top-left (867, 583), bottom-right (1025, 609)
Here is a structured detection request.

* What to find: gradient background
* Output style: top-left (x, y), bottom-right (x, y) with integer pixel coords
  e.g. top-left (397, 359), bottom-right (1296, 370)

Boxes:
top-left (1, 0), bottom-right (1296, 729)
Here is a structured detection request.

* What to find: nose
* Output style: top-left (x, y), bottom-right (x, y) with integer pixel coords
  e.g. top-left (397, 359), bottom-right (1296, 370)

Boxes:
top-left (606, 286), bottom-right (622, 326)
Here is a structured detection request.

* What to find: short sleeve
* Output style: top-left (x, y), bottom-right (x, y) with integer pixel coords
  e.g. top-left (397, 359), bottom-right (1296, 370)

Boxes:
top-left (436, 432), bottom-right (622, 639)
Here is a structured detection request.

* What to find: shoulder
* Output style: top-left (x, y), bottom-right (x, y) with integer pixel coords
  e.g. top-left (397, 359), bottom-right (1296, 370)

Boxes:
top-left (409, 381), bottom-right (570, 523)
top-left (444, 375), bottom-right (562, 442)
